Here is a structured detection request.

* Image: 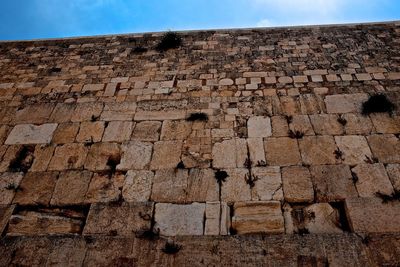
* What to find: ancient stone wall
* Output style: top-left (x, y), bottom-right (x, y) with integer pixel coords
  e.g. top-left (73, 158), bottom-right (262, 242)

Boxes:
top-left (0, 21), bottom-right (400, 266)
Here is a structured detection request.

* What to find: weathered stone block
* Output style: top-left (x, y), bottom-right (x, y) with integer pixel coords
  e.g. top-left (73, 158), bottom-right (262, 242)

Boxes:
top-left (14, 104), bottom-right (55, 124)
top-left (251, 167), bottom-right (283, 201)
top-left (71, 102), bottom-right (103, 122)
top-left (52, 122), bottom-right (80, 144)
top-left (335, 136), bottom-right (372, 165)
top-left (0, 172), bottom-right (24, 205)
top-left (386, 164), bottom-right (400, 191)
top-left (352, 163), bottom-right (394, 197)
top-left (299, 136), bottom-right (339, 165)
top-left (247, 116), bottom-right (272, 138)
top-left (84, 143), bottom-right (120, 171)
top-left (367, 134), bottom-right (400, 163)
top-left (84, 202), bottom-right (154, 236)
top-left (325, 93), bottom-right (368, 113)
top-left (134, 110), bottom-right (185, 121)
top-left (0, 205), bottom-right (14, 235)
top-left (154, 202), bottom-right (205, 236)
top-left (85, 172), bottom-right (124, 203)
top-left (221, 168), bottom-right (251, 202)
top-left (30, 144), bottom-right (55, 172)
top-left (122, 170), bottom-right (154, 202)
top-left (48, 143), bottom-right (89, 170)
top-left (247, 138), bottom-right (266, 166)
top-left (118, 141), bottom-right (152, 170)
top-left (13, 172), bottom-right (57, 205)
top-left (264, 137), bottom-right (301, 166)
top-left (309, 114), bottom-right (344, 135)
top-left (282, 166), bottom-right (314, 203)
top-left (310, 165), bottom-right (358, 202)
top-left (76, 121), bottom-right (105, 143)
top-left (5, 124), bottom-right (57, 145)
top-left (342, 113), bottom-right (373, 135)
top-left (50, 170), bottom-right (92, 205)
top-left (150, 141), bottom-right (182, 170)
top-left (131, 121), bottom-right (161, 141)
top-left (289, 115), bottom-right (314, 136)
top-left (102, 121), bottom-right (133, 142)
top-left (160, 120), bottom-right (192, 140)
top-left (231, 201), bottom-right (284, 234)
top-left (370, 113), bottom-right (400, 134)
top-left (297, 203), bottom-right (343, 234)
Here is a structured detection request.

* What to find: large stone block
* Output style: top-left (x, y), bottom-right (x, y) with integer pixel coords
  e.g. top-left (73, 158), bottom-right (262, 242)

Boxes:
top-left (251, 167), bottom-right (283, 201)
top-left (231, 201), bottom-right (284, 234)
top-left (352, 163), bottom-right (394, 197)
top-left (335, 136), bottom-right (372, 165)
top-left (0, 205), bottom-right (14, 235)
top-left (221, 168), bottom-right (251, 202)
top-left (150, 140), bottom-right (182, 170)
top-left (48, 143), bottom-right (89, 170)
top-left (160, 120), bottom-right (192, 140)
top-left (84, 172), bottom-right (124, 203)
top-left (102, 121), bottom-right (133, 142)
top-left (212, 139), bottom-right (247, 169)
top-left (325, 93), bottom-right (368, 113)
top-left (76, 121), bottom-right (105, 143)
top-left (299, 136), bottom-right (339, 165)
top-left (122, 170), bottom-right (154, 202)
top-left (247, 116), bottom-right (272, 138)
top-left (131, 121), bottom-right (161, 142)
top-left (84, 143), bottom-right (121, 171)
top-left (309, 114), bottom-right (344, 135)
top-left (264, 137), bottom-right (301, 166)
top-left (5, 124), bottom-right (57, 145)
top-left (282, 166), bottom-right (314, 203)
top-left (367, 134), bottom-right (400, 164)
top-left (117, 141), bottom-right (152, 170)
top-left (386, 164), bottom-right (400, 191)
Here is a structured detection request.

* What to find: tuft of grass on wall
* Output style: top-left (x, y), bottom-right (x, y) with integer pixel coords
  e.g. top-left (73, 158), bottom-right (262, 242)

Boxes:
top-left (362, 94), bottom-right (395, 115)
top-left (156, 32), bottom-right (182, 52)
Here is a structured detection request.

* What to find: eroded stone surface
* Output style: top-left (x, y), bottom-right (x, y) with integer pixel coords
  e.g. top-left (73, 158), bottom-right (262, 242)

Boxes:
top-left (122, 170), bottom-right (154, 202)
top-left (264, 137), bottom-right (301, 166)
top-left (247, 116), bottom-right (272, 138)
top-left (352, 163), bottom-right (394, 197)
top-left (221, 168), bottom-right (251, 202)
top-left (251, 167), bottom-right (283, 201)
top-left (212, 139), bottom-right (247, 169)
top-left (102, 121), bottom-right (133, 142)
top-left (325, 93), bottom-right (368, 113)
top-left (0, 172), bottom-right (24, 205)
top-left (131, 121), bottom-right (161, 142)
top-left (13, 172), bottom-right (57, 205)
top-left (150, 141), bottom-right (182, 170)
top-left (160, 120), bottom-right (192, 140)
top-left (282, 166), bottom-right (314, 203)
top-left (367, 134), bottom-right (400, 164)
top-left (85, 173), bottom-right (125, 203)
top-left (5, 124), bottom-right (57, 145)
top-left (299, 136), bottom-right (339, 165)
top-left (386, 164), bottom-right (400, 191)
top-left (84, 143), bottom-right (120, 171)
top-left (48, 143), bottom-right (89, 170)
top-left (118, 141), bottom-right (152, 170)
top-left (76, 121), bottom-right (105, 143)
top-left (0, 205), bottom-right (14, 235)
top-left (335, 135), bottom-right (372, 165)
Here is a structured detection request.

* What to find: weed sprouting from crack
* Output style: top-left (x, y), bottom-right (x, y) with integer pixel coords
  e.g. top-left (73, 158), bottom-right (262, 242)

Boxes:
top-left (375, 190), bottom-right (400, 203)
top-left (337, 115), bottom-right (347, 126)
top-left (176, 161), bottom-right (185, 169)
top-left (288, 129), bottom-right (304, 139)
top-left (9, 145), bottom-right (35, 173)
top-left (334, 148), bottom-right (344, 160)
top-left (132, 46), bottom-right (148, 54)
top-left (135, 228), bottom-right (160, 241)
top-left (364, 155), bottom-right (379, 164)
top-left (244, 173), bottom-right (259, 189)
top-left (186, 112), bottom-right (209, 122)
top-left (256, 160), bottom-right (267, 167)
top-left (162, 240), bottom-right (182, 254)
top-left (215, 170), bottom-right (229, 186)
top-left (156, 32), bottom-right (182, 52)
top-left (285, 115), bottom-right (293, 124)
top-left (351, 171), bottom-right (359, 184)
top-left (5, 183), bottom-right (22, 192)
top-left (362, 94), bottom-right (396, 115)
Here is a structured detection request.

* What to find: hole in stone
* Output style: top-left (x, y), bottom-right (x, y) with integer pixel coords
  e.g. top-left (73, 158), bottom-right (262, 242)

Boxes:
top-left (362, 94), bottom-right (396, 115)
top-left (288, 129), bottom-right (304, 139)
top-left (9, 145), bottom-right (35, 173)
top-left (106, 154), bottom-right (121, 175)
top-left (330, 201), bottom-right (351, 232)
top-left (162, 240), bottom-right (182, 254)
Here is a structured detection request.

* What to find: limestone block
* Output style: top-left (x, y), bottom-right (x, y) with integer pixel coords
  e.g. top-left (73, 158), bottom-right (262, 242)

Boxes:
top-left (325, 93), bottom-right (368, 114)
top-left (154, 203), bottom-right (205, 236)
top-left (205, 202), bottom-right (220, 235)
top-left (231, 201), bottom-right (284, 234)
top-left (83, 202), bottom-right (153, 236)
top-left (50, 170), bottom-right (92, 206)
top-left (247, 138), bottom-right (266, 166)
top-left (52, 123), bottom-right (80, 144)
top-left (271, 116), bottom-right (289, 137)
top-left (251, 167), bottom-right (283, 201)
top-left (30, 144), bottom-right (55, 172)
top-left (219, 78), bottom-right (234, 86)
top-left (160, 120), bottom-right (192, 140)
top-left (48, 143), bottom-right (89, 170)
top-left (102, 121), bottom-right (133, 142)
top-left (247, 116), bottom-right (272, 138)
top-left (282, 166), bottom-right (314, 203)
top-left (367, 134), bottom-right (400, 164)
top-left (83, 84), bottom-right (104, 92)
top-left (0, 172), bottom-right (24, 205)
top-left (13, 172), bottom-right (57, 205)
top-left (264, 137), bottom-right (301, 166)
top-left (221, 168), bottom-right (251, 202)
top-left (186, 168), bottom-right (219, 202)
top-left (309, 114), bottom-right (344, 135)
top-left (293, 76), bottom-right (309, 83)
top-left (310, 165), bottom-right (358, 202)
top-left (289, 115), bottom-right (314, 136)
top-left (131, 121), bottom-right (161, 142)
top-left (352, 163), bottom-right (394, 197)
top-left (85, 172), bottom-right (125, 203)
top-left (342, 113), bottom-right (373, 135)
top-left (150, 140), bottom-right (182, 170)
top-left (0, 205), bottom-right (14, 235)
top-left (118, 141), bottom-right (152, 170)
top-left (278, 76), bottom-right (293, 84)
top-left (76, 121), bottom-right (105, 143)
top-left (299, 136), bottom-right (339, 165)
top-left (151, 169), bottom-right (188, 203)
top-left (211, 128), bottom-right (234, 138)
top-left (101, 102), bottom-right (137, 121)
top-left (71, 102), bottom-right (103, 122)
top-left (335, 136), bottom-right (372, 165)
top-left (212, 139), bottom-right (247, 169)
top-left (49, 103), bottom-right (75, 123)
top-left (301, 203), bottom-right (343, 234)
top-left (122, 170), bottom-right (154, 202)
top-left (7, 211), bottom-right (84, 236)
top-left (85, 143), bottom-right (121, 171)
top-left (345, 197), bottom-right (400, 233)
top-left (134, 110), bottom-right (185, 121)
top-left (0, 125), bottom-right (10, 145)
top-left (386, 164), bottom-right (400, 191)
top-left (5, 124), bottom-right (57, 145)
top-left (370, 113), bottom-right (400, 134)
top-left (14, 104), bottom-right (55, 124)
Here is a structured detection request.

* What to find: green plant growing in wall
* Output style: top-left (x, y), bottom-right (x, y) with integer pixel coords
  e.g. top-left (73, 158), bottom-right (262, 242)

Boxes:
top-left (156, 32), bottom-right (182, 52)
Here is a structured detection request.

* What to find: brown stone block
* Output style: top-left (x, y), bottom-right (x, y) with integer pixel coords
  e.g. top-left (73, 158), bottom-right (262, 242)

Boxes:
top-left (282, 166), bottom-right (314, 203)
top-left (122, 170), bottom-right (154, 202)
top-left (370, 113), bottom-right (400, 134)
top-left (48, 143), bottom-right (89, 170)
top-left (342, 113), bottom-right (373, 135)
top-left (71, 102), bottom-right (103, 122)
top-left (131, 121), bottom-right (161, 141)
top-left (102, 121), bottom-right (133, 142)
top-left (299, 136), bottom-right (339, 165)
top-left (352, 163), bottom-right (394, 197)
top-left (30, 144), bottom-right (55, 172)
top-left (160, 120), bottom-right (192, 140)
top-left (150, 140), bottom-right (182, 170)
top-left (76, 121), bottom-right (105, 143)
top-left (309, 114), bottom-right (344, 135)
top-left (52, 122), bottom-right (80, 144)
top-left (49, 103), bottom-right (75, 123)
top-left (221, 168), bottom-right (251, 203)
top-left (85, 172), bottom-right (124, 203)
top-left (0, 172), bottom-right (24, 205)
top-left (367, 134), bottom-right (400, 164)
top-left (14, 103), bottom-right (55, 124)
top-left (0, 205), bottom-right (14, 235)
top-left (335, 135), bottom-right (372, 165)
top-left (386, 164), bottom-right (400, 191)
top-left (264, 137), bottom-right (302, 166)
top-left (118, 141), bottom-right (152, 170)
top-left (84, 142), bottom-right (120, 171)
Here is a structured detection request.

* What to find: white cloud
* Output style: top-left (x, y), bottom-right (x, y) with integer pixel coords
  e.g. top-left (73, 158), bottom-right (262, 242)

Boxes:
top-left (256, 19), bottom-right (275, 27)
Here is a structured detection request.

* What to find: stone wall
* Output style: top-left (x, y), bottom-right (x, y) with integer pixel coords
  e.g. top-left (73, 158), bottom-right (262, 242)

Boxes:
top-left (0, 21), bottom-right (400, 266)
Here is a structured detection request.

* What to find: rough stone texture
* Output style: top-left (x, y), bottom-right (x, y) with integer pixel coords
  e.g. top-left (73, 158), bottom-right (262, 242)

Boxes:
top-left (282, 166), bottom-right (314, 203)
top-left (370, 113), bottom-right (400, 134)
top-left (154, 203), bottom-right (205, 236)
top-left (212, 139), bottom-right (247, 169)
top-left (309, 114), bottom-right (344, 135)
top-left (300, 203), bottom-right (343, 234)
top-left (386, 164), bottom-right (400, 191)
top-left (85, 172), bottom-right (125, 203)
top-left (160, 120), bottom-right (192, 140)
top-left (310, 165), bottom-right (358, 202)
top-left (367, 134), bottom-right (400, 164)
top-left (335, 135), bottom-right (372, 165)
top-left (325, 93), bottom-right (368, 113)
top-left (150, 141), bottom-right (182, 170)
top-left (264, 137), bottom-right (301, 166)
top-left (345, 197), bottom-right (400, 233)
top-left (122, 170), bottom-right (154, 202)
top-left (48, 143), bottom-right (89, 170)
top-left (5, 124), bottom-right (57, 145)
top-left (231, 201), bottom-right (284, 234)
top-left (247, 116), bottom-right (272, 137)
top-left (221, 168), bottom-right (252, 202)
top-left (84, 202), bottom-right (153, 236)
top-left (30, 144), bottom-right (55, 172)
top-left (0, 205), bottom-right (14, 235)
top-left (251, 167), bottom-right (283, 201)
top-left (352, 163), bottom-right (394, 197)
top-left (131, 121), bottom-right (162, 141)
top-left (342, 113), bottom-right (373, 135)
top-left (0, 172), bottom-right (24, 205)
top-left (52, 122), bottom-right (80, 144)
top-left (76, 121), bottom-right (105, 143)
top-left (118, 141), bottom-right (152, 170)
top-left (102, 121), bottom-right (133, 142)
top-left (84, 142), bottom-right (120, 171)
top-left (299, 136), bottom-right (339, 165)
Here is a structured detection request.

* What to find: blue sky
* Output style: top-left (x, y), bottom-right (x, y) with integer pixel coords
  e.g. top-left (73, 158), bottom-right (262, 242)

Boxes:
top-left (1, 0), bottom-right (399, 40)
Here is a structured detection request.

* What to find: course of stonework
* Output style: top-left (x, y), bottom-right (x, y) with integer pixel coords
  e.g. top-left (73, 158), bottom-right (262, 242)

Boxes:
top-left (0, 21), bottom-right (400, 266)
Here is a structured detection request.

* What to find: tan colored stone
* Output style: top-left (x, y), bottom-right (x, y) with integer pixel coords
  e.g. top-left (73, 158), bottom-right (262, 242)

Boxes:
top-left (219, 78), bottom-right (234, 86)
top-left (84, 202), bottom-right (153, 236)
top-left (76, 121), bottom-right (105, 143)
top-left (134, 110), bottom-right (185, 121)
top-left (101, 102), bottom-right (136, 121)
top-left (122, 170), bottom-right (154, 202)
top-left (271, 116), bottom-right (289, 137)
top-left (221, 168), bottom-right (251, 202)
top-left (84, 143), bottom-right (120, 171)
top-left (355, 73), bottom-right (372, 81)
top-left (0, 205), bottom-right (14, 235)
top-left (118, 141), bottom-right (152, 170)
top-left (85, 172), bottom-right (124, 203)
top-left (49, 103), bottom-right (75, 123)
top-left (160, 120), bottom-right (192, 140)
top-left (71, 102), bottom-right (103, 122)
top-left (131, 121), bottom-right (161, 141)
top-left (14, 104), bottom-right (55, 124)
top-left (83, 84), bottom-right (104, 92)
top-left (0, 125), bottom-right (10, 145)
top-left (309, 114), bottom-right (344, 135)
top-left (232, 201), bottom-right (284, 234)
top-left (299, 136), bottom-right (339, 165)
top-left (293, 76), bottom-right (308, 83)
top-left (367, 134), bottom-right (400, 164)
top-left (335, 136), bottom-right (372, 165)
top-left (251, 167), bottom-right (282, 201)
top-left (352, 163), bottom-right (394, 197)
top-left (50, 170), bottom-right (92, 205)
top-left (278, 76), bottom-right (293, 84)
top-left (154, 203), bottom-right (205, 236)
top-left (342, 113), bottom-right (373, 135)
top-left (7, 211), bottom-right (84, 236)
top-left (247, 116), bottom-right (272, 138)
top-left (310, 165), bottom-right (358, 202)
top-left (370, 114), bottom-right (400, 134)
top-left (345, 197), bottom-right (400, 233)
top-left (386, 164), bottom-right (400, 191)
top-left (5, 124), bottom-right (57, 145)
top-left (0, 172), bottom-right (24, 205)
top-left (48, 143), bottom-right (89, 170)
top-left (150, 140), bottom-right (182, 170)
top-left (282, 166), bottom-right (314, 203)
top-left (300, 203), bottom-right (343, 234)
top-left (325, 93), bottom-right (368, 114)
top-left (205, 202), bottom-right (220, 235)
top-left (52, 123), bottom-right (80, 144)
top-left (30, 144), bottom-right (55, 172)
top-left (13, 172), bottom-right (58, 205)
top-left (264, 137), bottom-right (301, 166)
top-left (289, 115), bottom-right (314, 136)
top-left (247, 138), bottom-right (266, 166)
top-left (102, 121), bottom-right (133, 142)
